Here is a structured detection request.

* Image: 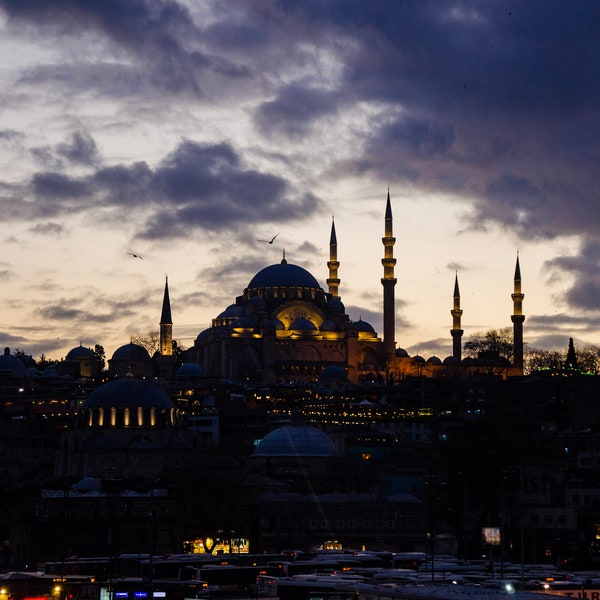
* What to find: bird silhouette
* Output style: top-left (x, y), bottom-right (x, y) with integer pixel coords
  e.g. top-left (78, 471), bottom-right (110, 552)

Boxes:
top-left (257, 233), bottom-right (279, 244)
top-left (128, 252), bottom-right (144, 259)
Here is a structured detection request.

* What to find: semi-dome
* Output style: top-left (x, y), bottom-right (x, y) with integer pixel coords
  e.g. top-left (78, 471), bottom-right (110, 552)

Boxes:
top-left (176, 362), bottom-right (205, 378)
top-left (217, 304), bottom-right (244, 319)
top-left (84, 376), bottom-right (173, 410)
top-left (66, 344), bottom-right (95, 360)
top-left (111, 342), bottom-right (151, 362)
top-left (290, 317), bottom-right (317, 331)
top-left (253, 423), bottom-right (336, 457)
top-left (247, 261), bottom-right (322, 290)
top-left (320, 320), bottom-right (337, 332)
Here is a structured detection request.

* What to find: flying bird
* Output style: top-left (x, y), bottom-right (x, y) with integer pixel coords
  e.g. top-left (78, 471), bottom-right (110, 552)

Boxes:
top-left (257, 233), bottom-right (279, 244)
top-left (128, 252), bottom-right (144, 259)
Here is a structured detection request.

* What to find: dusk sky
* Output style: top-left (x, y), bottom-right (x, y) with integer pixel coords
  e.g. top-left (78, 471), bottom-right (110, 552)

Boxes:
top-left (1, 0), bottom-right (599, 362)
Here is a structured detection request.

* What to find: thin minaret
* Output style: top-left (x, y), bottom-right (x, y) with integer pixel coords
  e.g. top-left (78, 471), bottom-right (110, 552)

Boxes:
top-left (160, 276), bottom-right (173, 356)
top-left (451, 272), bottom-right (463, 361)
top-left (326, 216), bottom-right (340, 297)
top-left (511, 254), bottom-right (525, 373)
top-left (381, 188), bottom-right (397, 358)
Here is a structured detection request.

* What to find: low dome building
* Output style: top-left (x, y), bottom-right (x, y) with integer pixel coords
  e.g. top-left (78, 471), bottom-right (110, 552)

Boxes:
top-left (56, 375), bottom-right (204, 480)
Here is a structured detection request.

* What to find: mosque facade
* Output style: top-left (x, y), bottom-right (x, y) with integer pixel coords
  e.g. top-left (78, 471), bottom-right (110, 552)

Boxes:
top-left (180, 191), bottom-right (525, 385)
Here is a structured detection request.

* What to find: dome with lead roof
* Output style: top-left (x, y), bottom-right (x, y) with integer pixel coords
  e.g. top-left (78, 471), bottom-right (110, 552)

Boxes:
top-left (66, 344), bottom-right (95, 361)
top-left (84, 376), bottom-right (173, 411)
top-left (111, 342), bottom-right (151, 362)
top-left (247, 261), bottom-right (322, 290)
top-left (253, 423), bottom-right (336, 457)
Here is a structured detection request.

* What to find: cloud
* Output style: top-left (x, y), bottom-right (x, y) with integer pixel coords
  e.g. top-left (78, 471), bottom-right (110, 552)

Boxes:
top-left (57, 131), bottom-right (101, 166)
top-left (15, 139), bottom-right (324, 238)
top-left (255, 84), bottom-right (339, 138)
top-left (29, 222), bottom-right (64, 235)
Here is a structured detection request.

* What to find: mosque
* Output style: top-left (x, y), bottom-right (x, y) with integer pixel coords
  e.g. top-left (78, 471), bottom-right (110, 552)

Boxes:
top-left (180, 191), bottom-right (525, 385)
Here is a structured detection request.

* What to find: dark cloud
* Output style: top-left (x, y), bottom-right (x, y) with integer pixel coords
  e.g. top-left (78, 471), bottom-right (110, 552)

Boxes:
top-left (29, 222), bottom-right (64, 236)
top-left (57, 131), bottom-right (100, 166)
top-left (0, 129), bottom-right (24, 141)
top-left (0, 0), bottom-right (254, 96)
top-left (544, 242), bottom-right (600, 311)
top-left (255, 85), bottom-right (339, 138)
top-left (15, 139), bottom-right (323, 235)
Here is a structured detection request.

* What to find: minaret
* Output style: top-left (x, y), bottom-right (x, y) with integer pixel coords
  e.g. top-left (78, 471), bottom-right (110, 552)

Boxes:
top-left (326, 217), bottom-right (340, 297)
top-left (160, 276), bottom-right (173, 356)
top-left (381, 189), bottom-right (397, 358)
top-left (511, 254), bottom-right (525, 373)
top-left (451, 272), bottom-right (463, 361)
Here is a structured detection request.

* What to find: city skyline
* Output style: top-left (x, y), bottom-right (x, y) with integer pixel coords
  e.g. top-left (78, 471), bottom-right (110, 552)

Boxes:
top-left (0, 1), bottom-right (599, 361)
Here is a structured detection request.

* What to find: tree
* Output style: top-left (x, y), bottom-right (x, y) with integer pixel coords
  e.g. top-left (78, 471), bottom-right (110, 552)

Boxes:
top-left (525, 348), bottom-right (564, 374)
top-left (564, 337), bottom-right (579, 370)
top-left (131, 331), bottom-right (160, 356)
top-left (464, 327), bottom-right (514, 361)
top-left (172, 340), bottom-right (185, 368)
top-left (93, 344), bottom-right (106, 373)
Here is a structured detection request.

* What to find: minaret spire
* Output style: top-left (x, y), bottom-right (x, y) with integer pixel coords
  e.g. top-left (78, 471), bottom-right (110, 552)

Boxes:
top-left (381, 188), bottom-right (397, 359)
top-left (451, 272), bottom-right (463, 361)
top-left (511, 253), bottom-right (525, 373)
top-left (160, 275), bottom-right (173, 356)
top-left (326, 216), bottom-right (340, 297)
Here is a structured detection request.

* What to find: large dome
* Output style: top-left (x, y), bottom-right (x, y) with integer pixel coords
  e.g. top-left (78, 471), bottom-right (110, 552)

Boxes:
top-left (84, 376), bottom-right (173, 410)
top-left (111, 342), bottom-right (151, 362)
top-left (253, 423), bottom-right (336, 457)
top-left (66, 344), bottom-right (95, 360)
top-left (247, 261), bottom-right (322, 290)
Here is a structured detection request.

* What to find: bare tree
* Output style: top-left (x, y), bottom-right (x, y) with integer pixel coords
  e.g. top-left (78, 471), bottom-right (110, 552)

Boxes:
top-left (131, 331), bottom-right (160, 356)
top-left (464, 327), bottom-right (514, 361)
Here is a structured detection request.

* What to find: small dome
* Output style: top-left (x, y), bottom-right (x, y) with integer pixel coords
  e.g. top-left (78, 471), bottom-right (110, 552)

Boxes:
top-left (111, 342), bottom-right (151, 362)
top-left (84, 376), bottom-right (173, 410)
top-left (253, 423), bottom-right (336, 457)
top-left (319, 365), bottom-right (348, 381)
top-left (290, 317), bottom-right (317, 331)
top-left (427, 356), bottom-right (442, 365)
top-left (443, 356), bottom-right (460, 366)
top-left (320, 320), bottom-right (337, 332)
top-left (345, 319), bottom-right (375, 334)
top-left (247, 262), bottom-right (322, 290)
top-left (413, 355), bottom-right (425, 363)
top-left (176, 362), bottom-right (205, 378)
top-left (0, 348), bottom-right (27, 377)
top-left (395, 348), bottom-right (409, 358)
top-left (462, 356), bottom-right (482, 366)
top-left (66, 344), bottom-right (95, 361)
